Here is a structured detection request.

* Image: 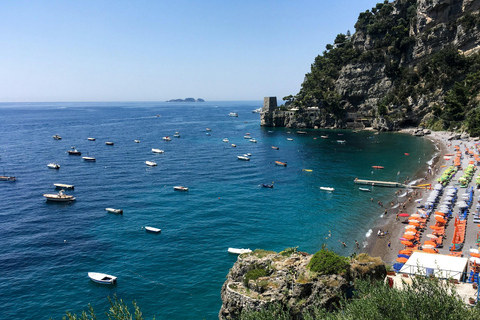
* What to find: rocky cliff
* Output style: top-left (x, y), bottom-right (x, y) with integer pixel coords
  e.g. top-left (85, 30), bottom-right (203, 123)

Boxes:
top-left (219, 249), bottom-right (385, 319)
top-left (263, 0), bottom-right (480, 133)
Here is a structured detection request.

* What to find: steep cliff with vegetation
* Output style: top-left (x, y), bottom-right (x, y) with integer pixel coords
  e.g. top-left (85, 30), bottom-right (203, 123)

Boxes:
top-left (273, 0), bottom-right (480, 135)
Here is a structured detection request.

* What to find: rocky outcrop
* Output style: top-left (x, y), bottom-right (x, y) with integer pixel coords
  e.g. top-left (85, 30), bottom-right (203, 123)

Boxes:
top-left (262, 0), bottom-right (480, 131)
top-left (219, 250), bottom-right (385, 319)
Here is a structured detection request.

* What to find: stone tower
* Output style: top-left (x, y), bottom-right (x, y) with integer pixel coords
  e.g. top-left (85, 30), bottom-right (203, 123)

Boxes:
top-left (262, 97), bottom-right (277, 113)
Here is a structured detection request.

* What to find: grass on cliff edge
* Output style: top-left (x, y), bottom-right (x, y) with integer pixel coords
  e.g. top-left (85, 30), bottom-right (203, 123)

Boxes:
top-left (307, 247), bottom-right (349, 275)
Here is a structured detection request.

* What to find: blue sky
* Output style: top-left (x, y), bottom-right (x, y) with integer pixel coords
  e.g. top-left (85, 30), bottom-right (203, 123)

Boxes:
top-left (0, 0), bottom-right (381, 102)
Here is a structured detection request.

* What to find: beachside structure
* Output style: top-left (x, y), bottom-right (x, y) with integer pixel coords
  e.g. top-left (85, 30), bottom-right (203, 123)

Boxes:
top-left (398, 252), bottom-right (468, 281)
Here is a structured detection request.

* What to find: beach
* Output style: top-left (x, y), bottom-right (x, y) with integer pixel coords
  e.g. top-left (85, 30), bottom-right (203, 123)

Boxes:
top-left (363, 130), bottom-right (478, 264)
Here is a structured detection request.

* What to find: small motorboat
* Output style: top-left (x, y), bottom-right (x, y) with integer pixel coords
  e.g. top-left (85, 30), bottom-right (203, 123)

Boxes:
top-left (173, 134), bottom-right (180, 138)
top-left (134, 140), bottom-right (140, 143)
top-left (163, 136), bottom-right (171, 141)
top-left (68, 147), bottom-right (81, 155)
top-left (359, 187), bottom-right (371, 192)
top-left (246, 153), bottom-right (252, 156)
top-left (88, 272), bottom-right (117, 284)
top-left (87, 137), bottom-right (95, 141)
top-left (271, 146), bottom-right (279, 150)
top-left (223, 138), bottom-right (229, 143)
top-left (297, 131), bottom-right (307, 134)
top-left (275, 161), bottom-right (287, 167)
top-left (228, 248), bottom-right (252, 254)
top-left (337, 140), bottom-right (346, 144)
top-left (145, 226), bottom-right (161, 233)
top-left (229, 112), bottom-right (238, 117)
top-left (249, 139), bottom-right (257, 143)
top-left (244, 136), bottom-right (251, 139)
top-left (43, 190), bottom-right (76, 202)
top-left (231, 144), bottom-right (236, 147)
top-left (206, 132), bottom-right (211, 136)
top-left (83, 157), bottom-right (96, 162)
top-left (54, 183), bottom-right (74, 190)
top-left (262, 183), bottom-right (274, 188)
top-left (372, 166), bottom-right (384, 169)
top-left (105, 141), bottom-right (114, 145)
top-left (287, 138), bottom-right (293, 141)
top-left (105, 208), bottom-right (123, 214)
top-left (47, 163), bottom-right (60, 169)
top-left (321, 135), bottom-right (328, 139)
top-left (206, 128), bottom-right (212, 131)
top-left (302, 169), bottom-right (313, 172)
top-left (146, 161), bottom-right (157, 166)
top-left (53, 134), bottom-right (62, 140)
top-left (152, 148), bottom-right (165, 153)
top-left (237, 155), bottom-right (250, 161)
top-left (320, 187), bottom-right (335, 192)
top-left (173, 186), bottom-right (188, 191)
top-left (0, 176), bottom-right (16, 181)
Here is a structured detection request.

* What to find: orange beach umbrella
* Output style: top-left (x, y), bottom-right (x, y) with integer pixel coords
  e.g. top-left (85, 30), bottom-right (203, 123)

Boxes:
top-left (397, 257), bottom-right (409, 263)
top-left (423, 248), bottom-right (438, 254)
top-left (401, 240), bottom-right (413, 246)
top-left (435, 216), bottom-right (446, 224)
top-left (399, 250), bottom-right (412, 255)
top-left (403, 234), bottom-right (415, 240)
top-left (430, 225), bottom-right (443, 230)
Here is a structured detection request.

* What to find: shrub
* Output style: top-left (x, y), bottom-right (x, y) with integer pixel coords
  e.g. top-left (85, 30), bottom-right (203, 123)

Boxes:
top-left (307, 247), bottom-right (349, 275)
top-left (244, 266), bottom-right (269, 286)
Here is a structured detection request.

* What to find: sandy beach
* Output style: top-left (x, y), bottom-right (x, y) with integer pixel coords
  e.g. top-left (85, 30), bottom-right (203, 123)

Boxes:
top-left (362, 130), bottom-right (479, 264)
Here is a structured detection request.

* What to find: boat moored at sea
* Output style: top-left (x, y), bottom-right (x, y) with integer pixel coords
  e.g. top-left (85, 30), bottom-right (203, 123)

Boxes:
top-left (83, 157), bottom-right (96, 162)
top-left (105, 208), bottom-right (123, 214)
top-left (321, 135), bottom-right (328, 139)
top-left (47, 163), bottom-right (60, 169)
top-left (68, 147), bottom-right (81, 155)
top-left (320, 187), bottom-right (335, 192)
top-left (152, 148), bottom-right (164, 153)
top-left (53, 134), bottom-right (62, 140)
top-left (237, 155), bottom-right (250, 161)
top-left (223, 138), bottom-right (229, 143)
top-left (228, 248), bottom-right (252, 254)
top-left (43, 190), bottom-right (76, 202)
top-left (146, 161), bottom-right (157, 166)
top-left (54, 183), bottom-right (74, 189)
top-left (229, 112), bottom-right (238, 117)
top-left (231, 144), bottom-right (236, 147)
top-left (173, 186), bottom-right (188, 191)
top-left (163, 136), bottom-right (171, 141)
top-left (105, 141), bottom-right (114, 145)
top-left (0, 176), bottom-right (16, 181)
top-left (134, 140), bottom-right (140, 143)
top-left (249, 139), bottom-right (257, 143)
top-left (359, 187), bottom-right (371, 192)
top-left (372, 166), bottom-right (384, 169)
top-left (145, 226), bottom-right (161, 233)
top-left (271, 146), bottom-right (279, 150)
top-left (88, 272), bottom-right (117, 284)
top-left (262, 183), bottom-right (274, 188)
top-left (87, 137), bottom-right (95, 141)
top-left (275, 161), bottom-right (287, 167)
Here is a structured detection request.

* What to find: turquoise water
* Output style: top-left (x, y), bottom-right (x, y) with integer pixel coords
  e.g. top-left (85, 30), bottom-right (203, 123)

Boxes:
top-left (0, 101), bottom-right (436, 319)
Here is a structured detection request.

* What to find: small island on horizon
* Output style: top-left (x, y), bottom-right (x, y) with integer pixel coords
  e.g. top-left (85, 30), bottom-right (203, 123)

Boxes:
top-left (166, 98), bottom-right (205, 102)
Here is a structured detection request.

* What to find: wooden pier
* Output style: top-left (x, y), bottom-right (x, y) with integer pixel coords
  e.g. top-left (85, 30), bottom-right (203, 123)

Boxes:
top-left (354, 178), bottom-right (428, 189)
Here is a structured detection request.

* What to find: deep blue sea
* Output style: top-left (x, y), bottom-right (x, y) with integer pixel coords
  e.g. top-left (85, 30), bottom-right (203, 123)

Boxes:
top-left (0, 101), bottom-right (436, 319)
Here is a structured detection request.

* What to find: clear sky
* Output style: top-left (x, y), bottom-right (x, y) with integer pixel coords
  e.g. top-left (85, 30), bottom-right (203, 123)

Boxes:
top-left (0, 0), bottom-right (381, 102)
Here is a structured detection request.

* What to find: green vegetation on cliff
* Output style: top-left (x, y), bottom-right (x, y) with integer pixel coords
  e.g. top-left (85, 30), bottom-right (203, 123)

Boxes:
top-left (287, 0), bottom-right (480, 134)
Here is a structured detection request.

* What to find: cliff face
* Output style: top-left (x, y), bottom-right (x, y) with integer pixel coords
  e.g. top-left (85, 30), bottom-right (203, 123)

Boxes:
top-left (262, 0), bottom-right (480, 131)
top-left (219, 250), bottom-right (385, 319)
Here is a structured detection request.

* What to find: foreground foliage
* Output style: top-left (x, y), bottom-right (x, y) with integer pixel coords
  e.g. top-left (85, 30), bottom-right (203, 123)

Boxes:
top-left (240, 277), bottom-right (480, 320)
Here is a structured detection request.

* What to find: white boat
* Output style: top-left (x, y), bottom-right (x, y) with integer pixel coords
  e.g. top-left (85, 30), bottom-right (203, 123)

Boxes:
top-left (237, 155), bottom-right (250, 161)
top-left (244, 136), bottom-right (251, 139)
top-left (320, 187), bottom-right (335, 192)
top-left (173, 134), bottom-right (180, 138)
top-left (287, 138), bottom-right (293, 141)
top-left (229, 112), bottom-right (238, 117)
top-left (53, 134), bottom-right (62, 140)
top-left (145, 226), bottom-right (161, 233)
top-left (146, 161), bottom-right (157, 166)
top-left (359, 187), bottom-right (371, 192)
top-left (173, 186), bottom-right (188, 191)
top-left (249, 139), bottom-right (257, 143)
top-left (87, 137), bottom-right (95, 141)
top-left (231, 144), bottom-right (236, 147)
top-left (134, 140), bottom-right (140, 143)
top-left (228, 248), bottom-right (252, 254)
top-left (206, 128), bottom-right (212, 131)
top-left (152, 148), bottom-right (165, 153)
top-left (83, 157), bottom-right (96, 162)
top-left (163, 136), bottom-right (171, 141)
top-left (223, 138), bottom-right (229, 143)
top-left (0, 176), bottom-right (16, 181)
top-left (105, 208), bottom-right (123, 214)
top-left (321, 135), bottom-right (329, 139)
top-left (88, 272), bottom-right (117, 284)
top-left (54, 183), bottom-right (74, 190)
top-left (43, 190), bottom-right (76, 202)
top-left (47, 163), bottom-right (60, 169)
top-left (105, 141), bottom-right (114, 145)
top-left (337, 140), bottom-right (346, 144)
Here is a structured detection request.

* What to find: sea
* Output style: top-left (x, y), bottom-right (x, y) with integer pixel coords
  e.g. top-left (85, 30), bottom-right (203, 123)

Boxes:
top-left (0, 101), bottom-right (436, 320)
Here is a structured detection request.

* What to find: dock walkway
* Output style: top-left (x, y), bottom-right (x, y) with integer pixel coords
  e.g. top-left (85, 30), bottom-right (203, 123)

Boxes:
top-left (354, 178), bottom-right (426, 189)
